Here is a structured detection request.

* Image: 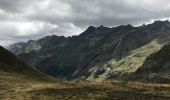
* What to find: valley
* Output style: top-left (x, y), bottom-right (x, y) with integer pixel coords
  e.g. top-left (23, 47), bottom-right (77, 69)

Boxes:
top-left (2, 20), bottom-right (170, 100)
top-left (1, 0), bottom-right (170, 99)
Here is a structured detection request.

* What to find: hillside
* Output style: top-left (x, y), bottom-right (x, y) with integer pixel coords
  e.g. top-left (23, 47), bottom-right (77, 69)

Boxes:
top-left (132, 43), bottom-right (170, 83)
top-left (0, 46), bottom-right (56, 82)
top-left (9, 20), bottom-right (170, 81)
top-left (87, 40), bottom-right (162, 81)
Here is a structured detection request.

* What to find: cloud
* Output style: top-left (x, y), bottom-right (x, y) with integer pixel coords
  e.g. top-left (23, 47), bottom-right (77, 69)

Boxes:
top-left (1, 0), bottom-right (170, 46)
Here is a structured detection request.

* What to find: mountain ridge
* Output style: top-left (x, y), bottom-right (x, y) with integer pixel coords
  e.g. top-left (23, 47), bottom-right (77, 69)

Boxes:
top-left (8, 20), bottom-right (170, 82)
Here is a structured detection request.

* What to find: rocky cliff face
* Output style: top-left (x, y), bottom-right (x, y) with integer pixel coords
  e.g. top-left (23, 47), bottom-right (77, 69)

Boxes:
top-left (132, 43), bottom-right (170, 83)
top-left (8, 20), bottom-right (170, 81)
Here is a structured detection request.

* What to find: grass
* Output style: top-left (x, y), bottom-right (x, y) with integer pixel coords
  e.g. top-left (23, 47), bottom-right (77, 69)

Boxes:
top-left (1, 75), bottom-right (170, 100)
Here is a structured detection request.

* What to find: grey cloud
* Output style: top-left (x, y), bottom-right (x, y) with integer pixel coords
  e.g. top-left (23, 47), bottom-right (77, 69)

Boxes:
top-left (63, 0), bottom-right (170, 26)
top-left (1, 0), bottom-right (170, 46)
top-left (0, 0), bottom-right (30, 13)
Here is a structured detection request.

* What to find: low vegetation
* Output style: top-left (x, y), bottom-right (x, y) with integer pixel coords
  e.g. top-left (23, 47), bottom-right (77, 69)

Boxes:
top-left (1, 77), bottom-right (170, 100)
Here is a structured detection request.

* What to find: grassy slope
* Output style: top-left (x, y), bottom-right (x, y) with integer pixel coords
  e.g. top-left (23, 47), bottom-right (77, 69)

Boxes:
top-left (87, 40), bottom-right (162, 81)
top-left (0, 46), bottom-right (56, 82)
top-left (0, 46), bottom-right (57, 99)
top-left (132, 42), bottom-right (170, 83)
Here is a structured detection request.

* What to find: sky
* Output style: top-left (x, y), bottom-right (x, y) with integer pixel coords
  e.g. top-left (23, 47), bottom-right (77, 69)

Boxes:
top-left (1, 0), bottom-right (170, 46)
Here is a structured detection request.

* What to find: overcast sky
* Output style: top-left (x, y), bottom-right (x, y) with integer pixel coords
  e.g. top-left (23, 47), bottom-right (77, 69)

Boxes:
top-left (1, 0), bottom-right (170, 46)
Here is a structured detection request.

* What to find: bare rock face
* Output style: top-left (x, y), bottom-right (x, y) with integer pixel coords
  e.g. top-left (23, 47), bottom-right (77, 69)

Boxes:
top-left (132, 43), bottom-right (170, 83)
top-left (8, 20), bottom-right (170, 81)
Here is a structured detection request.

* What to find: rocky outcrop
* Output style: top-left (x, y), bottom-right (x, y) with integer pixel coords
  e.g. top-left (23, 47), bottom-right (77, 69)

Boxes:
top-left (132, 43), bottom-right (170, 83)
top-left (87, 40), bottom-right (162, 81)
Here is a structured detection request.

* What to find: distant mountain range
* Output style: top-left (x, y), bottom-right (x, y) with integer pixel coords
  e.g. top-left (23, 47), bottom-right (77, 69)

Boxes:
top-left (8, 20), bottom-right (170, 83)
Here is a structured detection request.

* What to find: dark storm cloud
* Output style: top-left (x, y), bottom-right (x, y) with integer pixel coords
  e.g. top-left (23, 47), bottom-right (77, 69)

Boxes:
top-left (1, 0), bottom-right (170, 46)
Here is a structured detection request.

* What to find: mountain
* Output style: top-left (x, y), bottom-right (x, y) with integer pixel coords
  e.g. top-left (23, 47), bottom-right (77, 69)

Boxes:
top-left (3, 42), bottom-right (170, 100)
top-left (9, 20), bottom-right (170, 81)
top-left (0, 46), bottom-right (55, 82)
top-left (87, 40), bottom-right (162, 81)
top-left (131, 43), bottom-right (170, 83)
top-left (8, 40), bottom-right (41, 55)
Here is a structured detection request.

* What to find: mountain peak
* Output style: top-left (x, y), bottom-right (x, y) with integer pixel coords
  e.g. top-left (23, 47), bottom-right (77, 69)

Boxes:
top-left (80, 26), bottom-right (96, 35)
top-left (152, 20), bottom-right (170, 26)
top-left (126, 24), bottom-right (134, 27)
top-left (28, 40), bottom-right (35, 43)
top-left (87, 26), bottom-right (96, 31)
top-left (97, 25), bottom-right (111, 29)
